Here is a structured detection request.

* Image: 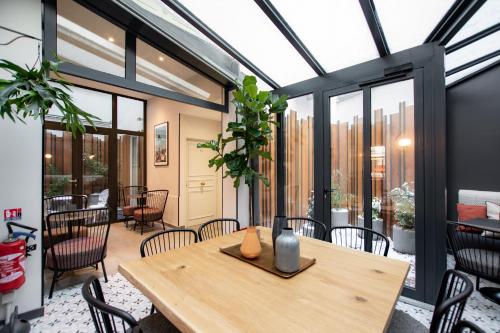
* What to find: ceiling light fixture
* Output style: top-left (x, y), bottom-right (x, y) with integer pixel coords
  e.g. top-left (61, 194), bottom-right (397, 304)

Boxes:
top-left (108, 37), bottom-right (114, 42)
top-left (44, 153), bottom-right (52, 159)
top-left (159, 56), bottom-right (164, 61)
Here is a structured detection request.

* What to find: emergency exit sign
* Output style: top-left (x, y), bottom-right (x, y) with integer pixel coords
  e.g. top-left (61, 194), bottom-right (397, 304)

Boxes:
top-left (4, 208), bottom-right (22, 222)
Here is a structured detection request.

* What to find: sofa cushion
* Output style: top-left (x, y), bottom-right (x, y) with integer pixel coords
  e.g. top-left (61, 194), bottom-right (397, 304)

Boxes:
top-left (134, 207), bottom-right (163, 222)
top-left (457, 204), bottom-right (486, 233)
top-left (46, 236), bottom-right (106, 270)
top-left (43, 227), bottom-right (88, 250)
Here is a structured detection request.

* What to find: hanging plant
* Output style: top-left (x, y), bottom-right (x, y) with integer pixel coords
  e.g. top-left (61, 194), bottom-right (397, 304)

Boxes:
top-left (198, 75), bottom-right (288, 225)
top-left (0, 58), bottom-right (98, 135)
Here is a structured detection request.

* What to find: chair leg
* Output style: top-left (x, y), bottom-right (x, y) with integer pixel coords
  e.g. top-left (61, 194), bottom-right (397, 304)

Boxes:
top-left (150, 304), bottom-right (155, 315)
top-left (476, 276), bottom-right (480, 291)
top-left (141, 221), bottom-right (144, 235)
top-left (161, 220), bottom-right (166, 231)
top-left (49, 270), bottom-right (58, 299)
top-left (101, 260), bottom-right (108, 283)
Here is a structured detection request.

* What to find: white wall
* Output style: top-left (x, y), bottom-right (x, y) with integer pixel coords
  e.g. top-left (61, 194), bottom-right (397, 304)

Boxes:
top-left (0, 0), bottom-right (43, 318)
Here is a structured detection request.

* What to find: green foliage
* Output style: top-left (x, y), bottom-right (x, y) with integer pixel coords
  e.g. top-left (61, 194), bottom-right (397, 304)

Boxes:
top-left (46, 163), bottom-right (69, 196)
top-left (331, 169), bottom-right (353, 209)
top-left (197, 75), bottom-right (288, 188)
top-left (389, 182), bottom-right (415, 229)
top-left (83, 154), bottom-right (108, 176)
top-left (0, 58), bottom-right (98, 136)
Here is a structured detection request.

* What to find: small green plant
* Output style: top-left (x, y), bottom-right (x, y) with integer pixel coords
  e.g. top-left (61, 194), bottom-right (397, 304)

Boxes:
top-left (331, 169), bottom-right (353, 210)
top-left (46, 163), bottom-right (69, 196)
top-left (83, 154), bottom-right (108, 176)
top-left (360, 197), bottom-right (382, 219)
top-left (389, 182), bottom-right (415, 229)
top-left (198, 75), bottom-right (288, 225)
top-left (0, 58), bottom-right (98, 136)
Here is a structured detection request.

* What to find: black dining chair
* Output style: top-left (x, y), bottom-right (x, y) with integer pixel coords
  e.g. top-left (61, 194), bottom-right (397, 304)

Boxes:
top-left (140, 229), bottom-right (197, 314)
top-left (330, 226), bottom-right (390, 256)
top-left (286, 217), bottom-right (327, 240)
top-left (389, 269), bottom-right (473, 333)
top-left (198, 218), bottom-right (240, 241)
top-left (451, 320), bottom-right (486, 333)
top-left (46, 208), bottom-right (110, 298)
top-left (82, 276), bottom-right (180, 333)
top-left (121, 185), bottom-right (147, 227)
top-left (446, 221), bottom-right (500, 304)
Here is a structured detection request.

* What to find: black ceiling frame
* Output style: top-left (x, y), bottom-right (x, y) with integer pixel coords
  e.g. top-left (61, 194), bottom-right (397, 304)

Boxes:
top-left (253, 0), bottom-right (326, 76)
top-left (447, 57), bottom-right (500, 88)
top-left (358, 0), bottom-right (390, 57)
top-left (425, 0), bottom-right (486, 45)
top-left (160, 0), bottom-right (280, 89)
top-left (446, 49), bottom-right (500, 76)
top-left (446, 22), bottom-right (500, 54)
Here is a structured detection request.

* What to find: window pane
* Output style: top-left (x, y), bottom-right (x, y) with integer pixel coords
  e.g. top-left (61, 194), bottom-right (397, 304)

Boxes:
top-left (271, 0), bottom-right (378, 73)
top-left (44, 130), bottom-right (74, 197)
top-left (374, 0), bottom-right (455, 53)
top-left (447, 0), bottom-right (500, 45)
top-left (446, 55), bottom-right (500, 85)
top-left (117, 96), bottom-right (144, 132)
top-left (117, 134), bottom-right (144, 217)
top-left (285, 94), bottom-right (314, 217)
top-left (329, 91), bottom-right (363, 227)
top-left (179, 0), bottom-right (316, 86)
top-left (371, 79), bottom-right (415, 288)
top-left (136, 39), bottom-right (224, 104)
top-left (83, 134), bottom-right (109, 203)
top-left (47, 86), bottom-right (113, 128)
top-left (446, 30), bottom-right (500, 71)
top-left (57, 0), bottom-right (125, 77)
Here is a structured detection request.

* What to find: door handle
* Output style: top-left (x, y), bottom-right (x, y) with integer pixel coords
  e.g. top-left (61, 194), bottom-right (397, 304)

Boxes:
top-left (200, 182), bottom-right (206, 186)
top-left (68, 179), bottom-right (78, 183)
top-left (324, 188), bottom-right (337, 198)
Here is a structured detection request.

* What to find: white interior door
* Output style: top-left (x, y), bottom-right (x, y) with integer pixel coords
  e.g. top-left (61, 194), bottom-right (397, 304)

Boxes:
top-left (185, 139), bottom-right (217, 226)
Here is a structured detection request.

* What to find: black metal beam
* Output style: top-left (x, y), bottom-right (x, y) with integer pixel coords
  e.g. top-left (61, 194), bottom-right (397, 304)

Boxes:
top-left (358, 0), bottom-right (390, 57)
top-left (446, 49), bottom-right (500, 76)
top-left (446, 22), bottom-right (500, 54)
top-left (446, 57), bottom-right (500, 88)
top-left (253, 0), bottom-right (326, 76)
top-left (425, 0), bottom-right (486, 45)
top-left (160, 0), bottom-right (280, 89)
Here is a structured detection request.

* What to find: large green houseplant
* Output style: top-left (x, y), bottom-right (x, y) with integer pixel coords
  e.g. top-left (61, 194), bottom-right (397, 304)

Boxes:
top-left (0, 58), bottom-right (97, 135)
top-left (198, 75), bottom-right (288, 226)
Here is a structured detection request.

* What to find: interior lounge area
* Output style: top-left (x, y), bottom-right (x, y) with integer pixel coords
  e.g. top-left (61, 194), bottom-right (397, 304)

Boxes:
top-left (0, 0), bottom-right (499, 332)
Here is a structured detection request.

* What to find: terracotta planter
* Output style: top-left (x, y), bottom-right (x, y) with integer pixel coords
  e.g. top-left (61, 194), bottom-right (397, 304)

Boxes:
top-left (240, 227), bottom-right (261, 259)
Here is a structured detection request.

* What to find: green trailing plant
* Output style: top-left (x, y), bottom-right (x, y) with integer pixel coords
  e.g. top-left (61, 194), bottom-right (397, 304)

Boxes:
top-left (0, 58), bottom-right (98, 136)
top-left (389, 182), bottom-right (415, 230)
top-left (331, 169), bottom-right (353, 210)
top-left (198, 75), bottom-right (288, 225)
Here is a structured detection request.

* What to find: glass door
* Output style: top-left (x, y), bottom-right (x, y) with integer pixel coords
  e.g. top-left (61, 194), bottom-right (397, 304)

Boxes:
top-left (44, 129), bottom-right (76, 198)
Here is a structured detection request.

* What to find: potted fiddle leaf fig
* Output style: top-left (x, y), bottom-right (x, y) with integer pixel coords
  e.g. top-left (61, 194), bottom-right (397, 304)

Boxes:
top-left (389, 182), bottom-right (416, 254)
top-left (0, 58), bottom-right (97, 135)
top-left (198, 75), bottom-right (288, 229)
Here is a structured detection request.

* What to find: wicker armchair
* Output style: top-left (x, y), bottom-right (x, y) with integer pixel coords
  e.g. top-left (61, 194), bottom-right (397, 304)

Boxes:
top-left (121, 185), bottom-right (147, 227)
top-left (133, 190), bottom-right (168, 235)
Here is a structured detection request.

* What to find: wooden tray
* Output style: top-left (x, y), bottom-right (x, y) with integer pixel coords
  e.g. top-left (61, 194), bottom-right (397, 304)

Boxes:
top-left (220, 242), bottom-right (316, 278)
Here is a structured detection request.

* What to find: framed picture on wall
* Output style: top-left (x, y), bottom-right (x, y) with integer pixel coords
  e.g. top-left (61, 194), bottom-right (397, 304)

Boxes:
top-left (154, 122), bottom-right (168, 166)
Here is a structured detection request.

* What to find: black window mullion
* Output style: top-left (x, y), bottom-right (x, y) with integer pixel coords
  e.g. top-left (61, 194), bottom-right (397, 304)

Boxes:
top-left (362, 87), bottom-right (373, 253)
top-left (125, 32), bottom-right (136, 80)
top-left (109, 95), bottom-right (118, 220)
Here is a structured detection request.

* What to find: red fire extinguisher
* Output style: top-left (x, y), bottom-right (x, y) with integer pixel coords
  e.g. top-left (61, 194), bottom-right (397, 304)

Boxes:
top-left (0, 222), bottom-right (37, 294)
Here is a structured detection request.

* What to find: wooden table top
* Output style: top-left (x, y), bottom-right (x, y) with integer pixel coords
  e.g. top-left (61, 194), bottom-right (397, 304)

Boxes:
top-left (119, 227), bottom-right (409, 333)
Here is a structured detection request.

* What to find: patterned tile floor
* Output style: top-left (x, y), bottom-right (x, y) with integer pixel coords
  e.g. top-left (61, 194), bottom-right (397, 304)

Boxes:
top-left (31, 254), bottom-right (499, 333)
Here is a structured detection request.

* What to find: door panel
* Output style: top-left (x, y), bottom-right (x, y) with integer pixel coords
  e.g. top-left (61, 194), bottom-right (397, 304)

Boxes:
top-left (186, 140), bottom-right (217, 226)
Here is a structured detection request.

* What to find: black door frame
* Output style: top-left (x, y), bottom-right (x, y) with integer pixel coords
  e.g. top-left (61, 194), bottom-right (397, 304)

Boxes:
top-left (272, 43), bottom-right (446, 304)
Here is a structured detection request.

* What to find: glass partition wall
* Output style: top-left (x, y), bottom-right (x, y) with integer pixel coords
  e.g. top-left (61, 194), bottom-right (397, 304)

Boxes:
top-left (44, 86), bottom-right (146, 220)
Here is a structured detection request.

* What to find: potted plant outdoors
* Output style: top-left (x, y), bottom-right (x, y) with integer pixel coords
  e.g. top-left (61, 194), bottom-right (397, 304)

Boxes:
top-left (357, 197), bottom-right (383, 237)
top-left (0, 58), bottom-right (98, 136)
top-left (330, 169), bottom-right (352, 227)
top-left (197, 75), bottom-right (288, 257)
top-left (389, 182), bottom-right (416, 254)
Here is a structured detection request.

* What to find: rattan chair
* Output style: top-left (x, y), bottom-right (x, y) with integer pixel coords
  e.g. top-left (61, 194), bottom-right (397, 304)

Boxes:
top-left (133, 190), bottom-right (168, 235)
top-left (46, 208), bottom-right (110, 298)
top-left (198, 218), bottom-right (240, 241)
top-left (121, 185), bottom-right (147, 227)
top-left (286, 217), bottom-right (327, 240)
top-left (389, 269), bottom-right (473, 333)
top-left (330, 226), bottom-right (390, 256)
top-left (82, 276), bottom-right (180, 333)
top-left (447, 221), bottom-right (500, 304)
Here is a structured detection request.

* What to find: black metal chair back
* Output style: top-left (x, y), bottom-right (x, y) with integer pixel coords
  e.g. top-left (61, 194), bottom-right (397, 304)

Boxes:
top-left (122, 185), bottom-right (148, 208)
top-left (46, 208), bottom-right (110, 298)
top-left (430, 269), bottom-right (474, 333)
top-left (141, 229), bottom-right (197, 257)
top-left (286, 217), bottom-right (327, 240)
top-left (451, 320), bottom-right (485, 333)
top-left (82, 276), bottom-right (138, 333)
top-left (330, 226), bottom-right (390, 256)
top-left (447, 221), bottom-right (500, 284)
top-left (44, 194), bottom-right (88, 221)
top-left (198, 218), bottom-right (240, 241)
top-left (134, 190), bottom-right (168, 235)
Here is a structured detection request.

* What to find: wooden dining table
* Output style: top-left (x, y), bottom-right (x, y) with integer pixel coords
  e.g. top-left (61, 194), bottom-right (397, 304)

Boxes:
top-left (119, 227), bottom-right (409, 333)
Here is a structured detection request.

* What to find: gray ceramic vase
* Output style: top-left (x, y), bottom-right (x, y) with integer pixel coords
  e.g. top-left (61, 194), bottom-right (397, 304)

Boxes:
top-left (275, 227), bottom-right (300, 273)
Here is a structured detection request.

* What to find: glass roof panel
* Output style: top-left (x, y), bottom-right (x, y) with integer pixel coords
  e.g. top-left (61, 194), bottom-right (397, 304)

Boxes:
top-left (447, 0), bottom-right (500, 46)
top-left (446, 30), bottom-right (500, 71)
top-left (446, 54), bottom-right (500, 85)
top-left (178, 0), bottom-right (317, 86)
top-left (270, 0), bottom-right (379, 73)
top-left (374, 0), bottom-right (455, 53)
